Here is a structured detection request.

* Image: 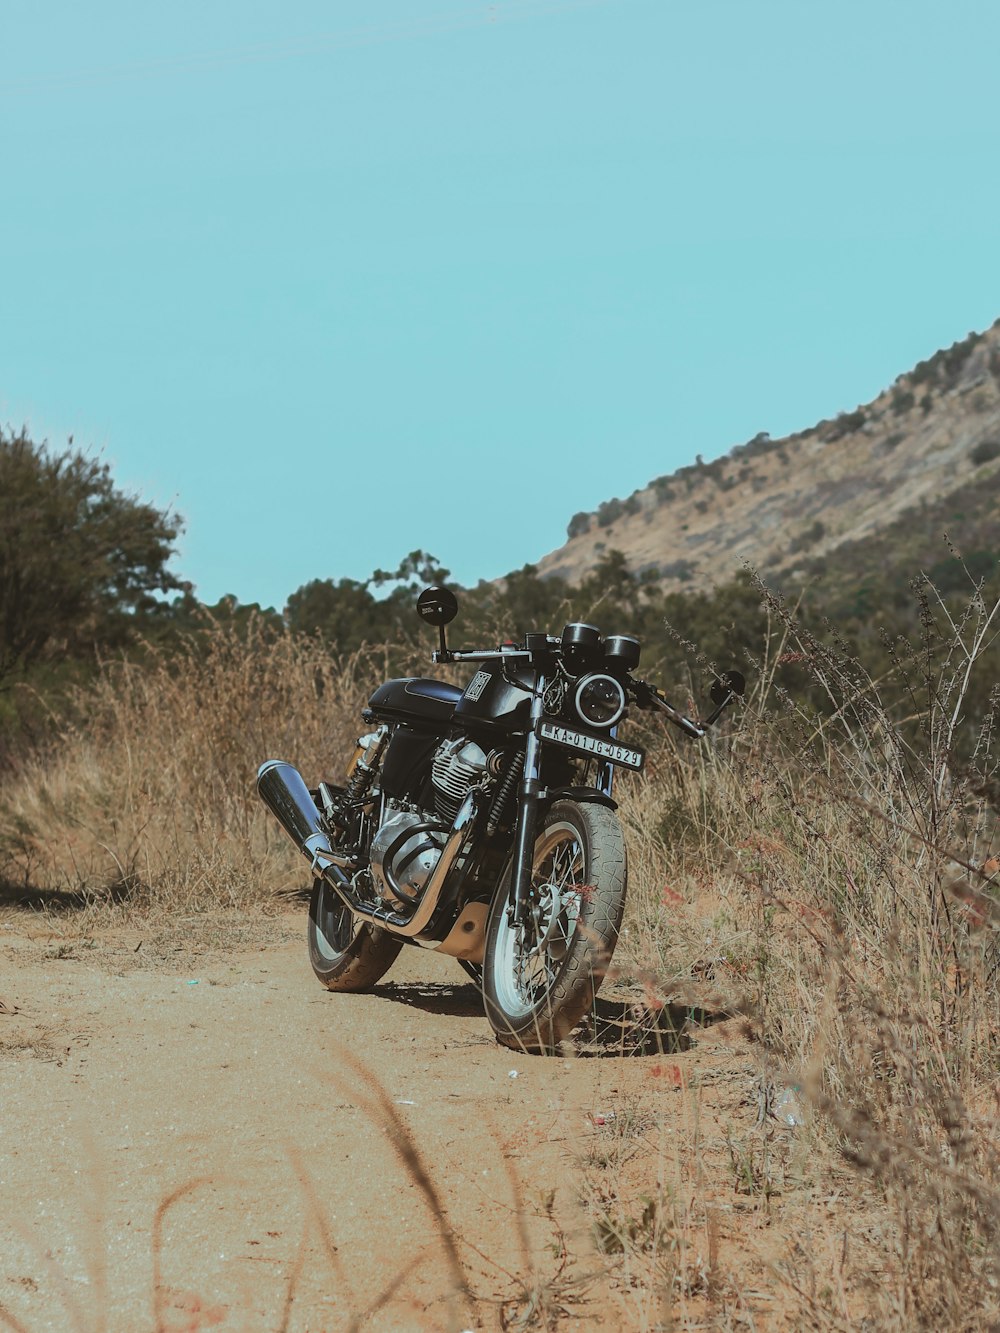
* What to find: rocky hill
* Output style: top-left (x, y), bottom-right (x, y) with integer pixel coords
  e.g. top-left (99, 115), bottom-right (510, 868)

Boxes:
top-left (536, 322), bottom-right (1000, 590)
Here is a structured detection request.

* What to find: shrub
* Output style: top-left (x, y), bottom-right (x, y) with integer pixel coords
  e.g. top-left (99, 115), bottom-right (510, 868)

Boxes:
top-left (970, 439), bottom-right (1000, 467)
top-left (788, 518), bottom-right (826, 554)
top-left (927, 548), bottom-right (997, 592)
top-left (596, 498), bottom-right (623, 528)
top-left (651, 476), bottom-right (677, 504)
top-left (597, 495), bottom-right (640, 527)
top-left (826, 408), bottom-right (867, 441)
top-left (659, 558), bottom-right (696, 582)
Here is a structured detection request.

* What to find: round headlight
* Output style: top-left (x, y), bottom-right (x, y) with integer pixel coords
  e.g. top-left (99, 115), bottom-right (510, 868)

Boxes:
top-left (574, 673), bottom-right (626, 729)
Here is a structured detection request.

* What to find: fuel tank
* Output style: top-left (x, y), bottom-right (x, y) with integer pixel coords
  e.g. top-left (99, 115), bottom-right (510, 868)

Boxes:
top-left (367, 677), bottom-right (463, 729)
top-left (452, 664), bottom-right (532, 734)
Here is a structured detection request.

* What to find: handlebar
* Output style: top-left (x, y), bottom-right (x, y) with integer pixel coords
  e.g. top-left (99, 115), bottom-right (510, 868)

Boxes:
top-left (433, 647), bottom-right (531, 664)
top-left (630, 677), bottom-right (706, 738)
top-left (433, 645), bottom-right (714, 739)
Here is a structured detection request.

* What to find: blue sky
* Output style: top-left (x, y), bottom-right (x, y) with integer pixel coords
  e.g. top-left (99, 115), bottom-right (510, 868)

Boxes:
top-left (3, 0), bottom-right (999, 608)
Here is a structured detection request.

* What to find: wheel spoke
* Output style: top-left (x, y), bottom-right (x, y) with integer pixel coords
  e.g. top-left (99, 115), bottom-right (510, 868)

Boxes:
top-left (499, 829), bottom-right (586, 1009)
top-left (486, 804), bottom-right (625, 1051)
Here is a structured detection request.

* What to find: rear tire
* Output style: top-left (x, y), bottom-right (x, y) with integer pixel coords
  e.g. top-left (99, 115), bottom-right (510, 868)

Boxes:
top-left (482, 800), bottom-right (626, 1052)
top-left (308, 877), bottom-right (402, 991)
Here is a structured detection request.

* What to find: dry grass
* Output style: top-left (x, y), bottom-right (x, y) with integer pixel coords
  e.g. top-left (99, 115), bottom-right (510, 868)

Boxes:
top-left (0, 623), bottom-right (423, 922)
top-left (1, 587), bottom-right (999, 1328)
top-left (594, 578), bottom-right (1000, 1328)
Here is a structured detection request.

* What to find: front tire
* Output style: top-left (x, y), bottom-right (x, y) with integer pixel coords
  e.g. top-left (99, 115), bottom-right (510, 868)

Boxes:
top-left (482, 800), bottom-right (626, 1052)
top-left (308, 877), bottom-right (403, 991)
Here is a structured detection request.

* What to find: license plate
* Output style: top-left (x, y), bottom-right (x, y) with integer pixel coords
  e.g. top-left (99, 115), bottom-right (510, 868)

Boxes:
top-left (539, 721), bottom-right (644, 771)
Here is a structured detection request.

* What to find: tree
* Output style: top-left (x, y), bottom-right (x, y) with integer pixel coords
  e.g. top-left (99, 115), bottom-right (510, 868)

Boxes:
top-left (284, 576), bottom-right (390, 648)
top-left (462, 563), bottom-right (571, 641)
top-left (0, 429), bottom-right (187, 678)
top-left (369, 550), bottom-right (450, 591)
top-left (579, 549), bottom-right (643, 620)
top-left (285, 551), bottom-right (452, 650)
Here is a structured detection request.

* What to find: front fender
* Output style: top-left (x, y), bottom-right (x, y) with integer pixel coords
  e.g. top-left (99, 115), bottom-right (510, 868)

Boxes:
top-left (540, 785), bottom-right (618, 813)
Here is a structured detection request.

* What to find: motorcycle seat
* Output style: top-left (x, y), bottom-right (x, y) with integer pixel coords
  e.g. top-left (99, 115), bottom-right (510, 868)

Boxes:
top-left (367, 677), bottom-right (464, 726)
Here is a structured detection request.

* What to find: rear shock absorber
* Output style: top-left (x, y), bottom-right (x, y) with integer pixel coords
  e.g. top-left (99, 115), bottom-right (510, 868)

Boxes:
top-left (486, 751), bottom-right (524, 837)
top-left (343, 725), bottom-right (389, 803)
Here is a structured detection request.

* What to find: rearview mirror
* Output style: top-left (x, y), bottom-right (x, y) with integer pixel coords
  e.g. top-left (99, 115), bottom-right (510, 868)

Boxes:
top-left (416, 585), bottom-right (458, 627)
top-left (710, 670), bottom-right (746, 706)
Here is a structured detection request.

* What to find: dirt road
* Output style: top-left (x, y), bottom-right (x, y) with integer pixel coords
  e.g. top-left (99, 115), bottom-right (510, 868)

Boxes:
top-left (0, 912), bottom-right (792, 1331)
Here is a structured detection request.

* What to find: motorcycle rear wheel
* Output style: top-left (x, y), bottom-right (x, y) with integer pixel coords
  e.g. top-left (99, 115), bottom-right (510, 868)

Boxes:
top-left (308, 877), bottom-right (402, 991)
top-left (482, 800), bottom-right (626, 1053)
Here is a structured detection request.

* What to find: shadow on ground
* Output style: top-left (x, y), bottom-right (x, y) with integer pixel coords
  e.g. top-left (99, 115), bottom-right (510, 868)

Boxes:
top-left (573, 996), bottom-right (696, 1056)
top-left (0, 879), bottom-right (91, 913)
top-left (374, 979), bottom-right (484, 1018)
top-left (370, 981), bottom-right (733, 1057)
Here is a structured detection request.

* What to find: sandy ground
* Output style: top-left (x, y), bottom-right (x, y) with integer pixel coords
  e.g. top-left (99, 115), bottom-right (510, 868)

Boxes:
top-left (0, 911), bottom-right (849, 1332)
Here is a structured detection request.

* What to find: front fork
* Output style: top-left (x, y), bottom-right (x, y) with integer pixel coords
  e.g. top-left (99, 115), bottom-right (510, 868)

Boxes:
top-left (508, 678), bottom-right (617, 927)
top-left (509, 686), bottom-right (545, 928)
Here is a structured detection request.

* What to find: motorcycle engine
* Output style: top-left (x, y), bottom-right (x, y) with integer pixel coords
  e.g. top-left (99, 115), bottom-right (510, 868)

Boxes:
top-left (369, 809), bottom-right (447, 908)
top-left (368, 736), bottom-right (488, 908)
top-left (431, 737), bottom-right (488, 822)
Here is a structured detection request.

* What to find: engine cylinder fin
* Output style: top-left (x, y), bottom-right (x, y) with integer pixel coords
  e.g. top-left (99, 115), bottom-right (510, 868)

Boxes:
top-left (431, 738), bottom-right (488, 823)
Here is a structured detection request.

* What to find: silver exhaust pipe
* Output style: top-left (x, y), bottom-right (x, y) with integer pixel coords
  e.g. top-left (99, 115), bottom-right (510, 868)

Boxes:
top-left (397, 790), bottom-right (476, 938)
top-left (255, 760), bottom-right (478, 939)
top-left (256, 761), bottom-right (356, 874)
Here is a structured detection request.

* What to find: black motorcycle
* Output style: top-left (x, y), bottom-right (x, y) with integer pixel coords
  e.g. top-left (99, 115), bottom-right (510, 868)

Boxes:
top-left (257, 586), bottom-right (743, 1051)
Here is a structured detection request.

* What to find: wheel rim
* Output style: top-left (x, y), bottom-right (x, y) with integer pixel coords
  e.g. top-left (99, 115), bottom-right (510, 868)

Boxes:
top-left (313, 880), bottom-right (362, 961)
top-left (491, 821), bottom-right (586, 1021)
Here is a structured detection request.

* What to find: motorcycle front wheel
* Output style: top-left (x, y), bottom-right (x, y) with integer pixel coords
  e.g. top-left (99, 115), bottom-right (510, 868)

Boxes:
top-left (482, 800), bottom-right (626, 1052)
top-left (308, 877), bottom-right (403, 991)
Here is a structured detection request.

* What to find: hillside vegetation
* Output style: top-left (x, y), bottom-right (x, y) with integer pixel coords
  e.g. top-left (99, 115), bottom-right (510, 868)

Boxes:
top-left (543, 321), bottom-right (1000, 595)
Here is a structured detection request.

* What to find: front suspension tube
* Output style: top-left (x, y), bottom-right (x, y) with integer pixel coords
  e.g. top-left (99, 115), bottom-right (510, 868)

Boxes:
top-left (510, 783), bottom-right (540, 927)
top-left (510, 689), bottom-right (546, 926)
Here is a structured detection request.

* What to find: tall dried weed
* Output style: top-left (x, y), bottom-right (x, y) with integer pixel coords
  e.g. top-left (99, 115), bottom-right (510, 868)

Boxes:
top-left (608, 575), bottom-right (1000, 1328)
top-left (0, 622), bottom-right (421, 917)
